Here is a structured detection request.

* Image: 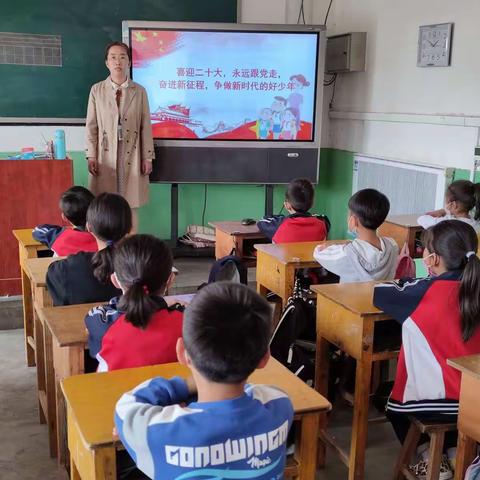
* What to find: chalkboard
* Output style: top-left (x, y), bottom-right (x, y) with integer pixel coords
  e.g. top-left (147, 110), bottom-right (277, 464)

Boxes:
top-left (0, 0), bottom-right (236, 119)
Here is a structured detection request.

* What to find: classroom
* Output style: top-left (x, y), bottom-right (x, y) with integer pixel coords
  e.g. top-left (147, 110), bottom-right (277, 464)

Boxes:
top-left (2, 0), bottom-right (480, 479)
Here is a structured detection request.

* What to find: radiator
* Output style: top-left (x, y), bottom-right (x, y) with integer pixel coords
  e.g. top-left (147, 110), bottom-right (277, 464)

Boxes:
top-left (352, 154), bottom-right (454, 215)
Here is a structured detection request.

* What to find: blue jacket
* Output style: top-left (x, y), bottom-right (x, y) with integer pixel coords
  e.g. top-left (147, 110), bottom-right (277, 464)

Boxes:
top-left (115, 377), bottom-right (294, 480)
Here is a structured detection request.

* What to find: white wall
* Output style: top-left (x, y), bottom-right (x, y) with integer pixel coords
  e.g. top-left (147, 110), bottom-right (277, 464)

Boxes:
top-left (313, 0), bottom-right (480, 171)
top-left (239, 0), bottom-right (315, 24)
top-left (0, 125), bottom-right (85, 152)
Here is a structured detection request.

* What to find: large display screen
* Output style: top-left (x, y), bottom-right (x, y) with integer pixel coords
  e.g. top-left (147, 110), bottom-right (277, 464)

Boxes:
top-left (130, 29), bottom-right (319, 141)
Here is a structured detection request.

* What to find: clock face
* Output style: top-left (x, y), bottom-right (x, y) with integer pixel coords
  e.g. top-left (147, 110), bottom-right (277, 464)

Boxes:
top-left (417, 23), bottom-right (453, 67)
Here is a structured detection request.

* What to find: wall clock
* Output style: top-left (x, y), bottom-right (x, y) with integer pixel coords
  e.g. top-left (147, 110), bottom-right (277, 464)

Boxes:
top-left (417, 23), bottom-right (453, 67)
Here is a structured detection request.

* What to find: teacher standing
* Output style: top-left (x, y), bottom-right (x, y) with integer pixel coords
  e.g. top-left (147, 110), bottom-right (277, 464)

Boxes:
top-left (85, 41), bottom-right (154, 230)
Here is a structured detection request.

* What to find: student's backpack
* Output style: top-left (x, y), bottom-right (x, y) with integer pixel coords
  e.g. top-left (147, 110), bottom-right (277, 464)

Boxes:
top-left (270, 278), bottom-right (316, 386)
top-left (207, 255), bottom-right (248, 285)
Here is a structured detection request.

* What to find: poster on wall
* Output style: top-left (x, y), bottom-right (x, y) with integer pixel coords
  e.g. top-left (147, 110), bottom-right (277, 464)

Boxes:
top-left (131, 29), bottom-right (319, 141)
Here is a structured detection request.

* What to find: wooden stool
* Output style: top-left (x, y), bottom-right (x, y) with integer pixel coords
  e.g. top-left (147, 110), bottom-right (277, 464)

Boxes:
top-left (393, 417), bottom-right (457, 480)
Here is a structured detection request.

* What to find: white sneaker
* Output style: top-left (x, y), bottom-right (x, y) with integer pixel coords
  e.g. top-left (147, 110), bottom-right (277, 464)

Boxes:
top-left (409, 454), bottom-right (453, 480)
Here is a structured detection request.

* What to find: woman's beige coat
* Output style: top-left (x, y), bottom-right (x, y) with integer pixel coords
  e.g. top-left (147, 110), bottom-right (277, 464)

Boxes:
top-left (85, 78), bottom-right (154, 208)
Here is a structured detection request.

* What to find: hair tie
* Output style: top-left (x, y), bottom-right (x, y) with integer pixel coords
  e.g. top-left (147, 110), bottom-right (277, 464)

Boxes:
top-left (143, 285), bottom-right (150, 295)
top-left (106, 240), bottom-right (114, 247)
top-left (466, 251), bottom-right (476, 260)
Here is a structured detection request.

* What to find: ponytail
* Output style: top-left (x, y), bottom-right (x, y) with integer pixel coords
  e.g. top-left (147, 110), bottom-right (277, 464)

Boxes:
top-left (473, 183), bottom-right (480, 221)
top-left (91, 245), bottom-right (115, 283)
top-left (114, 234), bottom-right (173, 329)
top-left (459, 253), bottom-right (480, 341)
top-left (118, 281), bottom-right (158, 328)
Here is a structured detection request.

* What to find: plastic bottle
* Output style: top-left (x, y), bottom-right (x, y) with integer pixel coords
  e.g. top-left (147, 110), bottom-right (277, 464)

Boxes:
top-left (54, 129), bottom-right (66, 159)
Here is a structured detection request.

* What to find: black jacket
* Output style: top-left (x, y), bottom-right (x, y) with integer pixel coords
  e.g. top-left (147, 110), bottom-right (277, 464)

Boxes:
top-left (46, 251), bottom-right (121, 306)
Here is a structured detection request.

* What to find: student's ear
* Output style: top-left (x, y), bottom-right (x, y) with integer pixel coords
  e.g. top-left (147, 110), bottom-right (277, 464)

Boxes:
top-left (165, 271), bottom-right (176, 291)
top-left (86, 221), bottom-right (91, 233)
top-left (110, 272), bottom-right (121, 290)
top-left (61, 213), bottom-right (68, 225)
top-left (284, 201), bottom-right (295, 213)
top-left (176, 338), bottom-right (191, 366)
top-left (432, 253), bottom-right (442, 267)
top-left (256, 350), bottom-right (271, 370)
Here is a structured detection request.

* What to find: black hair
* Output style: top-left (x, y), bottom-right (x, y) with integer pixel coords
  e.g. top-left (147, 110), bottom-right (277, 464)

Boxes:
top-left (274, 96), bottom-right (287, 106)
top-left (59, 186), bottom-right (94, 228)
top-left (104, 41), bottom-right (131, 62)
top-left (422, 220), bottom-right (480, 341)
top-left (348, 188), bottom-right (390, 230)
top-left (445, 180), bottom-right (480, 221)
top-left (114, 235), bottom-right (173, 328)
top-left (183, 282), bottom-right (272, 384)
top-left (285, 178), bottom-right (315, 213)
top-left (87, 193), bottom-right (132, 283)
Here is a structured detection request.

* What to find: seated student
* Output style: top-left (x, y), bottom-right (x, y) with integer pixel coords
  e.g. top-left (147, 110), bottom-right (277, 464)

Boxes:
top-left (85, 234), bottom-right (183, 372)
top-left (418, 179), bottom-right (480, 232)
top-left (114, 282), bottom-right (294, 480)
top-left (46, 192), bottom-right (130, 306)
top-left (32, 186), bottom-right (97, 256)
top-left (257, 177), bottom-right (330, 243)
top-left (314, 188), bottom-right (398, 282)
top-left (373, 220), bottom-right (480, 478)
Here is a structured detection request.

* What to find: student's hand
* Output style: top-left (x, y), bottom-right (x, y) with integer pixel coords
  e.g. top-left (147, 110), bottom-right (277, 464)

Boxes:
top-left (185, 375), bottom-right (197, 395)
top-left (425, 208), bottom-right (446, 217)
top-left (142, 160), bottom-right (153, 175)
top-left (112, 427), bottom-right (119, 441)
top-left (315, 243), bottom-right (328, 252)
top-left (87, 158), bottom-right (98, 176)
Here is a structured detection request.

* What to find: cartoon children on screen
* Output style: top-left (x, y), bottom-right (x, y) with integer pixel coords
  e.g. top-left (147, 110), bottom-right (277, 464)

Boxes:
top-left (255, 73), bottom-right (309, 140)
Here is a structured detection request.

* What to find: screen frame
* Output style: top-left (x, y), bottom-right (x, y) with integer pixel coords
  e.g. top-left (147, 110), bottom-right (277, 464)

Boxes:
top-left (122, 21), bottom-right (326, 150)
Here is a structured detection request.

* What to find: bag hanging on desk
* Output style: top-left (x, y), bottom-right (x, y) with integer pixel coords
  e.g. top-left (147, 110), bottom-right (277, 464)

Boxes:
top-left (395, 242), bottom-right (416, 279)
top-left (270, 277), bottom-right (316, 386)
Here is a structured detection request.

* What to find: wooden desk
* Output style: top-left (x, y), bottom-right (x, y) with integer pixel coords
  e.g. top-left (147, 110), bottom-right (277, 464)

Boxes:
top-left (255, 241), bottom-right (347, 308)
top-left (40, 297), bottom-right (194, 466)
top-left (61, 358), bottom-right (331, 480)
top-left (312, 282), bottom-right (401, 480)
top-left (12, 229), bottom-right (49, 366)
top-left (23, 256), bottom-right (61, 457)
top-left (210, 221), bottom-right (268, 265)
top-left (447, 355), bottom-right (480, 480)
top-left (377, 214), bottom-right (423, 257)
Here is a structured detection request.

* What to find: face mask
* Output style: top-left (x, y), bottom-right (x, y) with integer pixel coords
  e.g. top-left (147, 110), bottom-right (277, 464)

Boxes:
top-left (423, 252), bottom-right (436, 277)
top-left (348, 229), bottom-right (358, 239)
top-left (347, 216), bottom-right (357, 239)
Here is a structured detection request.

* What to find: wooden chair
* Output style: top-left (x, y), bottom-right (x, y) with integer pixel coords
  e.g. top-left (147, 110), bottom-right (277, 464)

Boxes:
top-left (393, 417), bottom-right (457, 480)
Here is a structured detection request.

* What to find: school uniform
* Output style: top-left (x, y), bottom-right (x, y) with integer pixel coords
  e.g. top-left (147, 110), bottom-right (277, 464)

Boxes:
top-left (257, 212), bottom-right (330, 243)
top-left (46, 251), bottom-right (121, 306)
top-left (115, 377), bottom-right (294, 480)
top-left (314, 237), bottom-right (398, 283)
top-left (373, 271), bottom-right (480, 443)
top-left (32, 224), bottom-right (98, 256)
top-left (85, 296), bottom-right (184, 372)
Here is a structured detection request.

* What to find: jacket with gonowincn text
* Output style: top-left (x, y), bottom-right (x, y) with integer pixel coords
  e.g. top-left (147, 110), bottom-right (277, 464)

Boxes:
top-left (115, 377), bottom-right (294, 480)
top-left (373, 271), bottom-right (480, 416)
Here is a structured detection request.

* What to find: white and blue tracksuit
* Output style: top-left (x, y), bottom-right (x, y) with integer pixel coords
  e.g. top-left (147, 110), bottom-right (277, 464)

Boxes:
top-left (115, 376), bottom-right (294, 480)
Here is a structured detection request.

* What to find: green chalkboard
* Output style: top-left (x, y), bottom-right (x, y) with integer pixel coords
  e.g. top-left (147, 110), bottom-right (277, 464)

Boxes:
top-left (0, 0), bottom-right (236, 119)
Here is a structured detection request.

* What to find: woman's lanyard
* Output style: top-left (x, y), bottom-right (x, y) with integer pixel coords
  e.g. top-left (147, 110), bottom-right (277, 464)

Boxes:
top-left (115, 89), bottom-right (123, 141)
